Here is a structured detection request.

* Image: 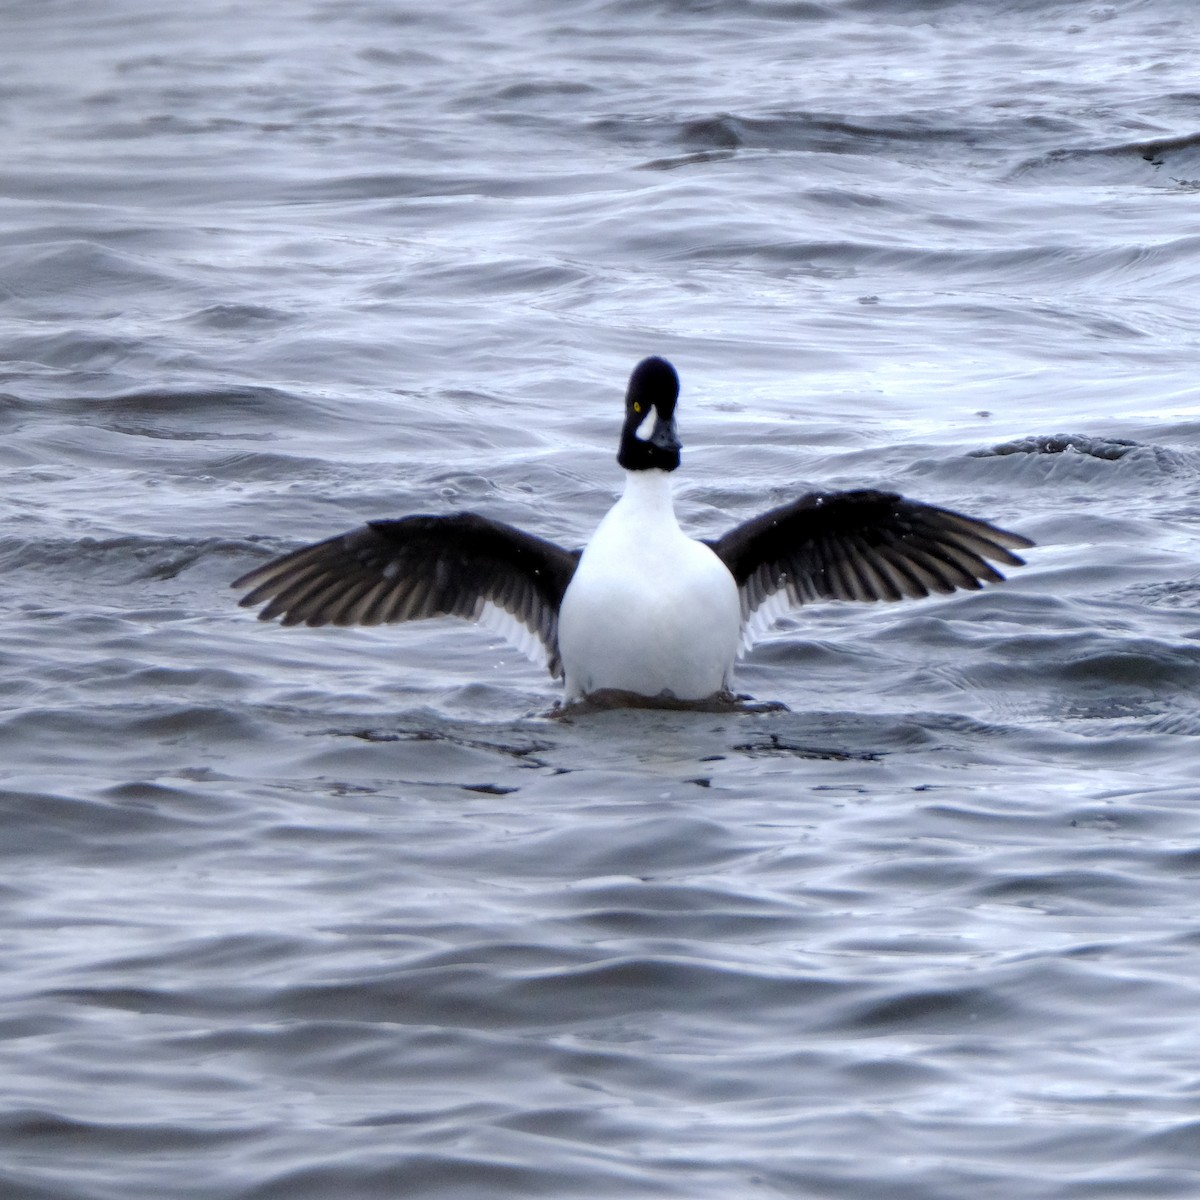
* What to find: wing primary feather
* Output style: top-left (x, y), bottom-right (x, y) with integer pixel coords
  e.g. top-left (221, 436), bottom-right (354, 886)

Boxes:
top-left (234, 514), bottom-right (579, 680)
top-left (353, 578), bottom-right (398, 626)
top-left (940, 512), bottom-right (1034, 555)
top-left (909, 538), bottom-right (984, 591)
top-left (260, 567), bottom-right (340, 623)
top-left (955, 531), bottom-right (1025, 569)
top-left (325, 577), bottom-right (386, 626)
top-left (243, 561), bottom-right (328, 613)
top-left (850, 539), bottom-right (903, 602)
top-left (839, 543), bottom-right (877, 602)
top-left (375, 582), bottom-right (416, 625)
top-left (718, 489), bottom-right (1032, 636)
top-left (233, 545), bottom-right (325, 598)
top-left (874, 544), bottom-right (934, 597)
top-left (937, 537), bottom-right (1003, 584)
top-left (283, 577), bottom-right (352, 627)
top-left (394, 574), bottom-right (433, 622)
top-left (819, 539), bottom-right (857, 601)
top-left (893, 545), bottom-right (957, 594)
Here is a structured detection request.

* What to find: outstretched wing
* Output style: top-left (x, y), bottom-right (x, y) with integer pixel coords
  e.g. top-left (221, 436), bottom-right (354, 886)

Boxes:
top-left (232, 513), bottom-right (580, 677)
top-left (708, 489), bottom-right (1033, 647)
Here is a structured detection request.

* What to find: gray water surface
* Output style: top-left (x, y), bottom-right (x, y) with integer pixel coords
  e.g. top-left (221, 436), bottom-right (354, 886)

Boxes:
top-left (3, 2), bottom-right (1200, 1197)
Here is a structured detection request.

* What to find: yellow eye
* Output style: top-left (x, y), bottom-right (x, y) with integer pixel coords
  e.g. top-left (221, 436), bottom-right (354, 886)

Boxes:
top-left (633, 402), bottom-right (642, 414)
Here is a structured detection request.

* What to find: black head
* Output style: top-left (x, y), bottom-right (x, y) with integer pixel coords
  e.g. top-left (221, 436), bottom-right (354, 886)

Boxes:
top-left (617, 356), bottom-right (682, 472)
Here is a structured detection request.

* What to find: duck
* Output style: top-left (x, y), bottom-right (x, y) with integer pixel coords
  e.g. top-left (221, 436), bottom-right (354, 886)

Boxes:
top-left (233, 356), bottom-right (1032, 704)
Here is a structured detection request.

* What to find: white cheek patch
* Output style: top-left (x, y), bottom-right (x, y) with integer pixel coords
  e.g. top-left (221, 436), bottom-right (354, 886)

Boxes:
top-left (635, 406), bottom-right (657, 440)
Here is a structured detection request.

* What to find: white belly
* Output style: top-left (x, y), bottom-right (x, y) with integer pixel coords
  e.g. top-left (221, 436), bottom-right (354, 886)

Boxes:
top-left (558, 523), bottom-right (741, 702)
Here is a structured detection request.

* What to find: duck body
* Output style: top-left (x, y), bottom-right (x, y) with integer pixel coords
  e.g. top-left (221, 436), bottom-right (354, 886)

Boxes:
top-left (233, 356), bottom-right (1033, 706)
top-left (558, 470), bottom-right (741, 701)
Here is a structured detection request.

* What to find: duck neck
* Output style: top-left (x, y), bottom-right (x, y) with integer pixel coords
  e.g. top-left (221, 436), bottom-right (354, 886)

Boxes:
top-left (617, 468), bottom-right (678, 523)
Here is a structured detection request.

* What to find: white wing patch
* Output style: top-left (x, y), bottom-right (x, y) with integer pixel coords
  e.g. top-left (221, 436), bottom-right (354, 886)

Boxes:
top-left (738, 587), bottom-right (795, 654)
top-left (476, 598), bottom-right (555, 672)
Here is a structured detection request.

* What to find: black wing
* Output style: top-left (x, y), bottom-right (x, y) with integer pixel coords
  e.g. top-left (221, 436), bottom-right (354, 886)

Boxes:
top-left (232, 513), bottom-right (580, 677)
top-left (708, 489), bottom-right (1033, 643)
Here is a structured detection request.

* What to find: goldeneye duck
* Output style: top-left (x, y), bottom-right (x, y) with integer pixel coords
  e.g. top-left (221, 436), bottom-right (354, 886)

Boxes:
top-left (233, 356), bottom-right (1032, 704)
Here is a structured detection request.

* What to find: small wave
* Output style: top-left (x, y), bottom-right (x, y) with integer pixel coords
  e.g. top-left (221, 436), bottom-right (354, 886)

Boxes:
top-left (0, 534), bottom-right (256, 584)
top-left (0, 784), bottom-right (215, 858)
top-left (266, 950), bottom-right (853, 1030)
top-left (541, 878), bottom-right (802, 941)
top-left (486, 80), bottom-right (600, 104)
top-left (0, 1109), bottom-right (256, 1154)
top-left (186, 303), bottom-right (292, 330)
top-left (587, 0), bottom-right (833, 20)
top-left (290, 171), bottom-right (578, 203)
top-left (1134, 710), bottom-right (1200, 736)
top-left (831, 983), bottom-right (1026, 1035)
top-left (947, 435), bottom-right (1196, 483)
top-left (1111, 579), bottom-right (1200, 611)
top-left (976, 868), bottom-right (1145, 908)
top-left (648, 232), bottom-right (1200, 291)
top-left (608, 106), bottom-right (1056, 163)
top-left (1129, 1120), bottom-right (1200, 1164)
top-left (0, 240), bottom-right (184, 309)
top-left (971, 433), bottom-right (1141, 461)
top-left (1011, 130), bottom-right (1200, 187)
top-left (62, 384), bottom-right (302, 423)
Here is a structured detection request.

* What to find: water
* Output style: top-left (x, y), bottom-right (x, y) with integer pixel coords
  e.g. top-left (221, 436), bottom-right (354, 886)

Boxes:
top-left (3, 1), bottom-right (1200, 1196)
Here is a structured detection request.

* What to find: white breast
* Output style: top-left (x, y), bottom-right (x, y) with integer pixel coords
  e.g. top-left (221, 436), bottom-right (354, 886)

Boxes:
top-left (558, 471), bottom-right (741, 702)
